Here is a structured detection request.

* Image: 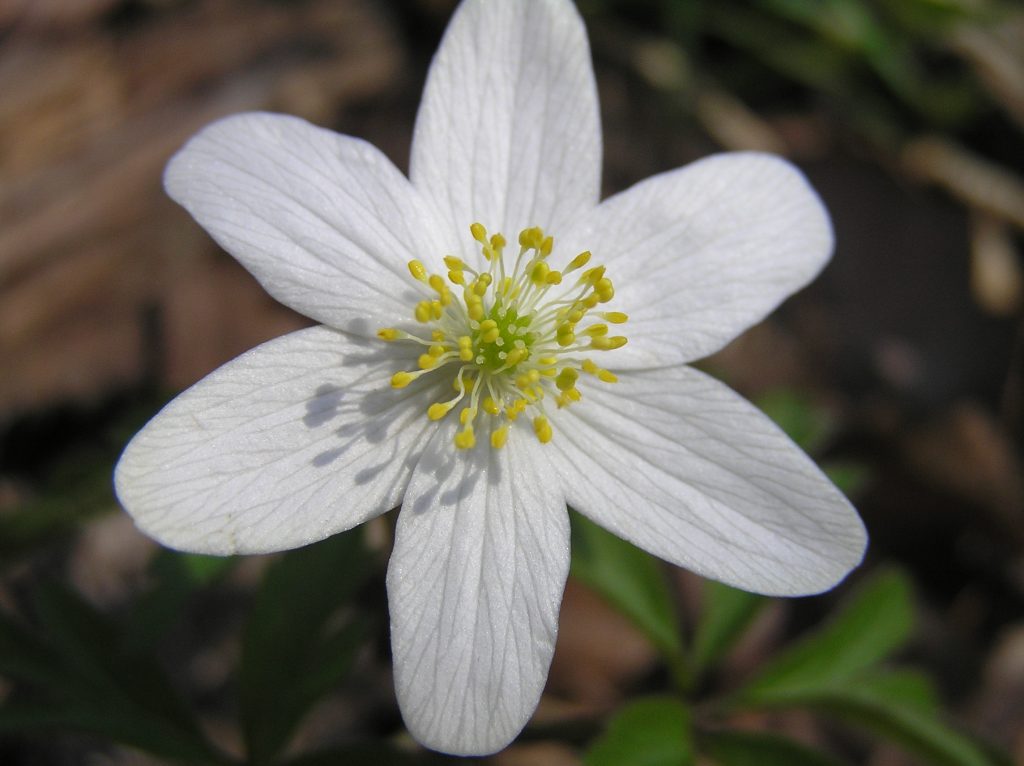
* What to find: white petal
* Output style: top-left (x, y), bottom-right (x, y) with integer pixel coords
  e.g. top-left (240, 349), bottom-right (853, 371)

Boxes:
top-left (549, 366), bottom-right (866, 596)
top-left (561, 153), bottom-right (833, 367)
top-left (115, 326), bottom-right (436, 554)
top-left (388, 421), bottom-right (569, 755)
top-left (165, 112), bottom-right (448, 336)
top-left (410, 0), bottom-right (601, 245)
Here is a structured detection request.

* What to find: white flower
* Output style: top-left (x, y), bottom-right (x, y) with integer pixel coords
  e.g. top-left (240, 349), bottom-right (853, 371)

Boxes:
top-left (115, 0), bottom-right (866, 755)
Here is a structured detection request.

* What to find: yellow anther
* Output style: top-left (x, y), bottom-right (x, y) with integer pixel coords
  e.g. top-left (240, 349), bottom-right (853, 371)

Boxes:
top-left (557, 332), bottom-right (575, 347)
top-left (591, 336), bottom-right (627, 350)
top-left (377, 328), bottom-right (399, 341)
top-left (568, 309), bottom-right (585, 323)
top-left (483, 397), bottom-right (501, 415)
top-left (391, 371), bottom-right (414, 389)
top-left (460, 347), bottom-right (475, 362)
top-left (428, 274), bottom-right (445, 292)
top-left (428, 344), bottom-right (446, 357)
top-left (431, 300), bottom-right (443, 319)
top-left (516, 372), bottom-right (540, 391)
top-left (582, 359), bottom-right (599, 374)
top-left (566, 251), bottom-right (591, 272)
top-left (583, 293), bottom-right (600, 309)
top-left (490, 426), bottom-right (509, 449)
top-left (539, 356), bottom-right (558, 366)
top-left (601, 311), bottom-right (628, 324)
top-left (444, 255), bottom-right (465, 270)
top-left (598, 369), bottom-right (618, 383)
top-left (556, 368), bottom-right (579, 391)
top-left (408, 260), bottom-right (428, 282)
top-left (482, 244), bottom-right (496, 261)
top-left (453, 376), bottom-right (476, 393)
top-left (518, 227), bottom-right (542, 248)
top-left (584, 266), bottom-right (607, 286)
top-left (432, 329), bottom-right (446, 342)
top-left (491, 233), bottom-right (506, 250)
top-left (530, 261), bottom-right (550, 285)
top-left (478, 319), bottom-right (499, 343)
top-left (459, 407), bottom-right (477, 425)
top-left (428, 402), bottom-right (452, 420)
top-left (583, 324), bottom-right (609, 337)
top-left (504, 348), bottom-right (527, 367)
top-left (540, 366), bottom-right (558, 377)
top-left (540, 236), bottom-right (553, 256)
top-left (506, 399), bottom-right (526, 421)
top-left (448, 270), bottom-right (466, 285)
top-left (415, 301), bottom-right (432, 323)
top-left (470, 222), bottom-right (488, 243)
top-left (557, 387), bottom-right (582, 407)
top-left (454, 427), bottom-right (476, 450)
top-left (468, 301), bottom-right (484, 321)
top-left (533, 416), bottom-right (553, 444)
top-left (595, 277), bottom-right (615, 302)
top-left (418, 353), bottom-right (439, 370)
top-left (546, 270), bottom-right (563, 285)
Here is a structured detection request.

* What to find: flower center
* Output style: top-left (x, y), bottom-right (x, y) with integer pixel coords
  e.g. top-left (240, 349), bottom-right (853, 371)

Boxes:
top-left (378, 223), bottom-right (627, 450)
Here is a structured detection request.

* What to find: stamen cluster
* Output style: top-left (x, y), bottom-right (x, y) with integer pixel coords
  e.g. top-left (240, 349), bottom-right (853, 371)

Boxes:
top-left (378, 223), bottom-right (627, 450)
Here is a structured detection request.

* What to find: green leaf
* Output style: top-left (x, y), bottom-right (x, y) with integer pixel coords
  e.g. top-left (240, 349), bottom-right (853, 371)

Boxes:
top-left (569, 510), bottom-right (684, 665)
top-left (756, 390), bottom-right (834, 452)
top-left (823, 461), bottom-right (871, 496)
top-left (691, 580), bottom-right (765, 674)
top-left (703, 730), bottom-right (842, 766)
top-left (32, 582), bottom-right (203, 734)
top-left (123, 550), bottom-right (237, 651)
top-left (1, 584), bottom-right (226, 763)
top-left (853, 667), bottom-right (940, 714)
top-left (814, 671), bottom-right (1005, 766)
top-left (737, 569), bottom-right (913, 706)
top-left (585, 697), bottom-right (693, 766)
top-left (239, 529), bottom-right (374, 765)
top-left (286, 617), bottom-right (371, 722)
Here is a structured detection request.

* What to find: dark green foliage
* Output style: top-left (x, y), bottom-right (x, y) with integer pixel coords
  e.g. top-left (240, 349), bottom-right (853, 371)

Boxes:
top-left (239, 529), bottom-right (375, 765)
top-left (584, 697), bottom-right (693, 766)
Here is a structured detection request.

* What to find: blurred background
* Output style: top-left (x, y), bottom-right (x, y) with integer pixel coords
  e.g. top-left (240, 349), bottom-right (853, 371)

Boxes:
top-left (1, 0), bottom-right (1022, 764)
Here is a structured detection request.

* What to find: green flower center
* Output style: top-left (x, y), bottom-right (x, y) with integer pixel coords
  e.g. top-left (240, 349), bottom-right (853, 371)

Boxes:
top-left (378, 224), bottom-right (628, 450)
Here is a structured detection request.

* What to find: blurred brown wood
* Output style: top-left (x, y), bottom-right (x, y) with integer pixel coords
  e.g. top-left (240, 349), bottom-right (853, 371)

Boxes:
top-left (0, 0), bottom-right (403, 417)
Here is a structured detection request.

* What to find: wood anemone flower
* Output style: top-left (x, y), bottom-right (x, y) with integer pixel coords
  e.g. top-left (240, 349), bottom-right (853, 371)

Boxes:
top-left (115, 0), bottom-right (867, 755)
